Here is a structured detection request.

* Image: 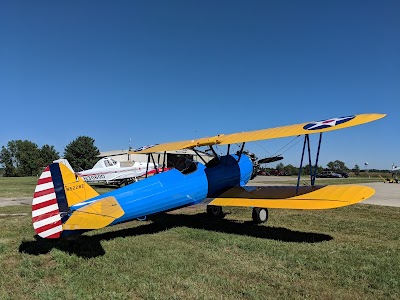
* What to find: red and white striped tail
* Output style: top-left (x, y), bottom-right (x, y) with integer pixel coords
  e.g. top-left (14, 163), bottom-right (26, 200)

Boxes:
top-left (32, 166), bottom-right (63, 239)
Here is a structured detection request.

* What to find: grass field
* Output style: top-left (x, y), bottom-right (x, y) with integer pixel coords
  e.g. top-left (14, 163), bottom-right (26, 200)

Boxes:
top-left (0, 177), bottom-right (399, 299)
top-left (0, 177), bottom-right (115, 198)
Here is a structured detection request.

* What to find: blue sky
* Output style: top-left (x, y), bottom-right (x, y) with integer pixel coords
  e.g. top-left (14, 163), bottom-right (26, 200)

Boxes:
top-left (1, 1), bottom-right (399, 170)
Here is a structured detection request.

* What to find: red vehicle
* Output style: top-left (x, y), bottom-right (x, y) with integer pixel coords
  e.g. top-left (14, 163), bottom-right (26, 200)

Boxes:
top-left (269, 170), bottom-right (288, 176)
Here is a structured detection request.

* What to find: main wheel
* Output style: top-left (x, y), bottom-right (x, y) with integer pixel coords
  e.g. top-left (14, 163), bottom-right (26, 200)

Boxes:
top-left (206, 205), bottom-right (224, 218)
top-left (252, 208), bottom-right (268, 224)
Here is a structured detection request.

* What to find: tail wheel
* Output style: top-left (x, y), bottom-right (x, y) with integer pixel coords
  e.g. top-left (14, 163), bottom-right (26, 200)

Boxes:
top-left (207, 205), bottom-right (224, 218)
top-left (252, 208), bottom-right (268, 224)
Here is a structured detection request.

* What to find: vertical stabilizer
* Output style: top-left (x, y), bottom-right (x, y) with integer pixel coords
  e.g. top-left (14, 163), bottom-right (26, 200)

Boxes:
top-left (32, 162), bottom-right (99, 239)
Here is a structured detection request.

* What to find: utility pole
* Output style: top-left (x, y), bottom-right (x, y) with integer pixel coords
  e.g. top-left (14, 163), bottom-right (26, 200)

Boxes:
top-left (128, 138), bottom-right (132, 161)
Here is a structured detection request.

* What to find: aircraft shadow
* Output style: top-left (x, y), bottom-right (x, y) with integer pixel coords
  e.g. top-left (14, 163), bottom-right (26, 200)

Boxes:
top-left (19, 212), bottom-right (332, 258)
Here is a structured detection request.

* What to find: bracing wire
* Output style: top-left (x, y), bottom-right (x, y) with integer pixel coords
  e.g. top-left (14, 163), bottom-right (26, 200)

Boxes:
top-left (254, 135), bottom-right (302, 158)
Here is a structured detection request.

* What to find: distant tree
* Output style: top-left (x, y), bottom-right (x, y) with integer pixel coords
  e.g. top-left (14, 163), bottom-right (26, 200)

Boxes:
top-left (0, 140), bottom-right (45, 176)
top-left (0, 145), bottom-right (16, 176)
top-left (302, 164), bottom-right (312, 175)
top-left (327, 160), bottom-right (348, 172)
top-left (301, 164), bottom-right (324, 176)
top-left (64, 136), bottom-right (100, 170)
top-left (40, 145), bottom-right (59, 167)
top-left (276, 163), bottom-right (285, 171)
top-left (353, 164), bottom-right (360, 176)
top-left (283, 164), bottom-right (298, 176)
top-left (16, 140), bottom-right (42, 176)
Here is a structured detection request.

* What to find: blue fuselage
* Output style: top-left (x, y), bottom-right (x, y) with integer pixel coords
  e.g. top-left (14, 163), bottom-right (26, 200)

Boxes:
top-left (70, 154), bottom-right (253, 225)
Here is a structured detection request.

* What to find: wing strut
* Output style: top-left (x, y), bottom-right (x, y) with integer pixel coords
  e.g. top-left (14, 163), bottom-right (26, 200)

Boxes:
top-left (237, 142), bottom-right (246, 162)
top-left (296, 136), bottom-right (308, 195)
top-left (209, 145), bottom-right (219, 163)
top-left (145, 154), bottom-right (150, 178)
top-left (312, 133), bottom-right (323, 185)
top-left (150, 153), bottom-right (159, 174)
top-left (162, 151), bottom-right (166, 172)
top-left (296, 133), bottom-right (324, 195)
top-left (193, 149), bottom-right (207, 164)
top-left (307, 135), bottom-right (313, 182)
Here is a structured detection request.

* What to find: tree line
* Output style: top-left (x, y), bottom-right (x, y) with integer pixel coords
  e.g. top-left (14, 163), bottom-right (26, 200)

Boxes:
top-left (260, 159), bottom-right (351, 176)
top-left (260, 160), bottom-right (389, 176)
top-left (0, 136), bottom-right (100, 177)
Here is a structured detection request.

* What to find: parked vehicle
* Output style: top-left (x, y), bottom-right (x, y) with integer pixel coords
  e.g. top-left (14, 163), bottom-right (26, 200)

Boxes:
top-left (317, 171), bottom-right (342, 178)
top-left (269, 170), bottom-right (289, 176)
top-left (336, 171), bottom-right (349, 178)
top-left (257, 170), bottom-right (270, 176)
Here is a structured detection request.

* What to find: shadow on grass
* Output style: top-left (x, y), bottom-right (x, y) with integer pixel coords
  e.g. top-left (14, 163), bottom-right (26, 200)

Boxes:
top-left (19, 212), bottom-right (332, 258)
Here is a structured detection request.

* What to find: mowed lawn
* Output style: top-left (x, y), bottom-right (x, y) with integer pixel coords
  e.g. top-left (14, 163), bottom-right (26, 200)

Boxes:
top-left (0, 177), bottom-right (115, 198)
top-left (0, 177), bottom-right (399, 299)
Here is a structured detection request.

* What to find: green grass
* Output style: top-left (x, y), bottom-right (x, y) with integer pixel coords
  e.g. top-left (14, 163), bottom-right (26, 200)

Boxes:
top-left (0, 177), bottom-right (116, 198)
top-left (1, 176), bottom-right (399, 299)
top-left (0, 177), bottom-right (39, 198)
top-left (0, 204), bottom-right (399, 299)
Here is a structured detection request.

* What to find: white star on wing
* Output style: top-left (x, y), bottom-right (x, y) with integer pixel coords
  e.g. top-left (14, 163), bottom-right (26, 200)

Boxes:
top-left (306, 119), bottom-right (338, 130)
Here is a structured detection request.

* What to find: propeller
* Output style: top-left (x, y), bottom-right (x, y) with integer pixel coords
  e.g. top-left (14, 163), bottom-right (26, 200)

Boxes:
top-left (239, 151), bottom-right (284, 179)
top-left (258, 156), bottom-right (284, 164)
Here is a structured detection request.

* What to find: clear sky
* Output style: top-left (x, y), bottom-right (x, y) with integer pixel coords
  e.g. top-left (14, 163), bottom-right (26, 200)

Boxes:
top-left (1, 1), bottom-right (399, 170)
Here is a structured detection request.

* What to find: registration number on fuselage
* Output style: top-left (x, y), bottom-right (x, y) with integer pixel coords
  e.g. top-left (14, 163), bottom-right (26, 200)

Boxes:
top-left (82, 174), bottom-right (106, 182)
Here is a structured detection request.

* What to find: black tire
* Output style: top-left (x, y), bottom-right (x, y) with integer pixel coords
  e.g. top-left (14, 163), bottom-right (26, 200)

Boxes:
top-left (252, 208), bottom-right (268, 224)
top-left (206, 205), bottom-right (224, 218)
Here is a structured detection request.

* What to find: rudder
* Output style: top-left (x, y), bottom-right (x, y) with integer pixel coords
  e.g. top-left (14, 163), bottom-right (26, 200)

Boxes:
top-left (32, 162), bottom-right (99, 239)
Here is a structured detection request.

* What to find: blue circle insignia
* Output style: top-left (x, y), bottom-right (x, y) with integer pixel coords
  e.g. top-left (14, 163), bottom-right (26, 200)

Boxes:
top-left (303, 115), bottom-right (355, 130)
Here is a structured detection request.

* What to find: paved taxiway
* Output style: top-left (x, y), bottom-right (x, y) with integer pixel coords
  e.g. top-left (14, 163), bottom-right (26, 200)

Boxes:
top-left (359, 182), bottom-right (400, 207)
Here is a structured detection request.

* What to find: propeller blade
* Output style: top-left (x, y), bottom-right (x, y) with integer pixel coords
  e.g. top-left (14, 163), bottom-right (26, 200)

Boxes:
top-left (258, 156), bottom-right (284, 164)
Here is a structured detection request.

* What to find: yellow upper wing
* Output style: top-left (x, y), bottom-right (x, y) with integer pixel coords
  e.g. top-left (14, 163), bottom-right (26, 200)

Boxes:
top-left (131, 113), bottom-right (385, 153)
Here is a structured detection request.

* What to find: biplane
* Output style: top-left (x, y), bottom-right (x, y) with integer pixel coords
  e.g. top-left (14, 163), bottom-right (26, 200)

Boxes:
top-left (382, 164), bottom-right (400, 183)
top-left (55, 157), bottom-right (162, 187)
top-left (32, 113), bottom-right (385, 239)
top-left (75, 157), bottom-right (159, 187)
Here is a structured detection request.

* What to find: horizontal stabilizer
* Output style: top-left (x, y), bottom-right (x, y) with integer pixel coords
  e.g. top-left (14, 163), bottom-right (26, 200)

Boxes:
top-left (209, 185), bottom-right (375, 209)
top-left (63, 196), bottom-right (124, 230)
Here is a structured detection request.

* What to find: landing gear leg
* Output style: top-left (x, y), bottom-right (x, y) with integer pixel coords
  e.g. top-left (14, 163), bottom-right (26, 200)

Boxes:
top-left (206, 205), bottom-right (225, 218)
top-left (252, 208), bottom-right (268, 224)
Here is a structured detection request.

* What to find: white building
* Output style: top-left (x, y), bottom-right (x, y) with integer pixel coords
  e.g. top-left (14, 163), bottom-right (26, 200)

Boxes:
top-left (98, 149), bottom-right (214, 168)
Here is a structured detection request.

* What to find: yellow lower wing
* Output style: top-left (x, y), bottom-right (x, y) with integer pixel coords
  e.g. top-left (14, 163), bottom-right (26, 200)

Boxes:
top-left (63, 196), bottom-right (124, 230)
top-left (209, 185), bottom-right (374, 209)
